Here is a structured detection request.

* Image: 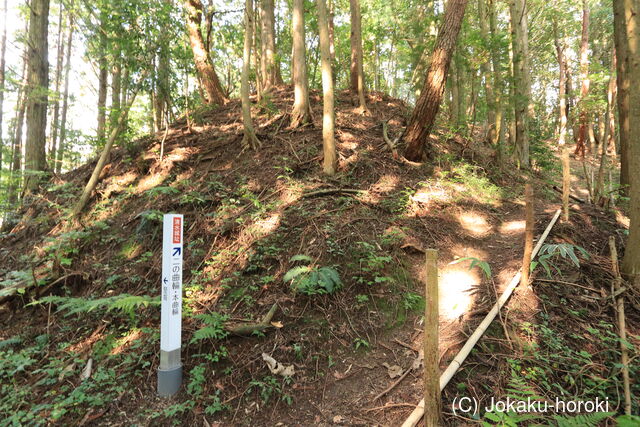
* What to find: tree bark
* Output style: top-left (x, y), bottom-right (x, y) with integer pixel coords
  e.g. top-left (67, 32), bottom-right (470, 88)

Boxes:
top-left (23, 0), bottom-right (50, 192)
top-left (317, 0), bottom-right (337, 175)
top-left (620, 0), bottom-right (640, 281)
top-left (55, 18), bottom-right (73, 174)
top-left (49, 6), bottom-right (64, 164)
top-left (614, 0), bottom-right (630, 195)
top-left (6, 46), bottom-right (27, 207)
top-left (110, 54), bottom-right (122, 133)
top-left (403, 0), bottom-right (468, 162)
top-left (260, 0), bottom-right (279, 89)
top-left (349, 0), bottom-right (368, 113)
top-left (73, 83), bottom-right (142, 217)
top-left (241, 0), bottom-right (260, 150)
top-left (96, 15), bottom-right (108, 146)
top-left (290, 0), bottom-right (312, 128)
top-left (509, 0), bottom-right (530, 168)
top-left (575, 1), bottom-right (590, 158)
top-left (0, 0), bottom-right (6, 174)
top-left (554, 20), bottom-right (570, 222)
top-left (478, 0), bottom-right (496, 144)
top-left (185, 0), bottom-right (227, 105)
top-left (488, 0), bottom-right (504, 161)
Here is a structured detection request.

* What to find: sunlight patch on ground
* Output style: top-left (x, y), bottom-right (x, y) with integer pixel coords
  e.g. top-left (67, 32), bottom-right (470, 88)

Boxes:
top-left (457, 211), bottom-right (492, 237)
top-left (499, 220), bottom-right (525, 234)
top-left (364, 174), bottom-right (399, 204)
top-left (615, 210), bottom-right (630, 228)
top-left (439, 268), bottom-right (478, 321)
top-left (109, 329), bottom-right (143, 356)
top-left (408, 182), bottom-right (451, 216)
top-left (103, 172), bottom-right (137, 197)
top-left (135, 170), bottom-right (170, 194)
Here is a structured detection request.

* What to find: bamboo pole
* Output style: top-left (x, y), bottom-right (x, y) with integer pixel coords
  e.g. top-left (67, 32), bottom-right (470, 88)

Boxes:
top-left (401, 209), bottom-right (561, 427)
top-left (609, 236), bottom-right (632, 415)
top-left (424, 249), bottom-right (440, 427)
top-left (521, 184), bottom-right (534, 286)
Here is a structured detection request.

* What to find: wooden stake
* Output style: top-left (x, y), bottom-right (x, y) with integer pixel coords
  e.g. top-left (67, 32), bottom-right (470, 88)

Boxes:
top-left (423, 249), bottom-right (440, 427)
top-left (521, 184), bottom-right (534, 286)
top-left (609, 236), bottom-right (632, 415)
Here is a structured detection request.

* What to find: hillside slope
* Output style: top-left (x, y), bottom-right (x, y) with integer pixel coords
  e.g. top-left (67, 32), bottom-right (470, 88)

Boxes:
top-left (1, 87), bottom-right (638, 425)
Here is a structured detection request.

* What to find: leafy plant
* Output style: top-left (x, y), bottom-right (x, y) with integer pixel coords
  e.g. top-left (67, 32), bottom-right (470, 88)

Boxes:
top-left (284, 255), bottom-right (342, 295)
top-left (33, 294), bottom-right (159, 319)
top-left (451, 256), bottom-right (492, 279)
top-left (190, 312), bottom-right (229, 344)
top-left (531, 243), bottom-right (589, 277)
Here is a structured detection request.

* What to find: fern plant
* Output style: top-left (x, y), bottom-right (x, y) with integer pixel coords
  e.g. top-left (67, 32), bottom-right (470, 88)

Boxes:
top-left (190, 312), bottom-right (229, 344)
top-left (284, 255), bottom-right (342, 295)
top-left (32, 294), bottom-right (159, 320)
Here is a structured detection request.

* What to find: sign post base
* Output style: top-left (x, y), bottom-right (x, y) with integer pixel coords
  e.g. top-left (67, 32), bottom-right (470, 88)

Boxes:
top-left (157, 364), bottom-right (182, 397)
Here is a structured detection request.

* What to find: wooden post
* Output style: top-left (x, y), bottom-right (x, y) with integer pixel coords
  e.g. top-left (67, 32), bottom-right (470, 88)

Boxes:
top-left (424, 249), bottom-right (440, 427)
top-left (609, 236), bottom-right (632, 415)
top-left (520, 184), bottom-right (534, 286)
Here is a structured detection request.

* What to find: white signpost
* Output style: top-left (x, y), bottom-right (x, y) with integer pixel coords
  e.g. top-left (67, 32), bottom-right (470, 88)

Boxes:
top-left (158, 214), bottom-right (183, 396)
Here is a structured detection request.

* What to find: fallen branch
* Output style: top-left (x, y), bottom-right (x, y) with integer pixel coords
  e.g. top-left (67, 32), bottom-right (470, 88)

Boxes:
top-left (382, 121), bottom-right (400, 159)
top-left (225, 303), bottom-right (278, 336)
top-left (301, 188), bottom-right (364, 198)
top-left (552, 185), bottom-right (585, 204)
top-left (373, 367), bottom-right (413, 402)
top-left (401, 209), bottom-right (562, 427)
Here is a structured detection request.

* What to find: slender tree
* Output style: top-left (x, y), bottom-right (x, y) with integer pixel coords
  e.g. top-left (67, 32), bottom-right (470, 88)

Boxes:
top-left (49, 6), bottom-right (65, 163)
top-left (23, 0), bottom-right (50, 192)
top-left (509, 0), bottom-right (531, 168)
top-left (96, 13), bottom-right (108, 146)
top-left (613, 0), bottom-right (630, 194)
top-left (403, 0), bottom-right (468, 161)
top-left (184, 0), bottom-right (227, 105)
top-left (349, 0), bottom-right (368, 113)
top-left (0, 0), bottom-right (7, 174)
top-left (290, 0), bottom-right (312, 128)
top-left (554, 20), bottom-right (571, 221)
top-left (260, 0), bottom-right (279, 89)
top-left (241, 0), bottom-right (260, 150)
top-left (55, 16), bottom-right (73, 174)
top-left (620, 0), bottom-right (640, 281)
top-left (575, 0), bottom-right (591, 158)
top-left (317, 0), bottom-right (337, 175)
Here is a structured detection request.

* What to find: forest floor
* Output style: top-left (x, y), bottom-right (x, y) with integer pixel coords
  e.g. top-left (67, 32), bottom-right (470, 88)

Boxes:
top-left (1, 87), bottom-right (638, 426)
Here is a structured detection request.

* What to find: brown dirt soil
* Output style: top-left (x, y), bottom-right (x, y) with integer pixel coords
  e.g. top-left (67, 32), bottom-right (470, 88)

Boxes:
top-left (1, 86), bottom-right (638, 426)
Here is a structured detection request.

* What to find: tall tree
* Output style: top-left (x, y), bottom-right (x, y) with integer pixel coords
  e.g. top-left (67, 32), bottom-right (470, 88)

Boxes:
top-left (49, 6), bottom-right (65, 163)
top-left (488, 0), bottom-right (505, 160)
top-left (317, 0), bottom-right (336, 175)
top-left (509, 0), bottom-right (531, 168)
top-left (184, 0), bottom-right (227, 105)
top-left (349, 0), bottom-right (368, 113)
top-left (260, 0), bottom-right (279, 89)
top-left (241, 0), bottom-right (260, 150)
top-left (554, 20), bottom-right (571, 221)
top-left (0, 0), bottom-right (7, 175)
top-left (403, 0), bottom-right (468, 161)
top-left (96, 12), bottom-right (108, 145)
top-left (55, 16), bottom-right (74, 174)
top-left (290, 0), bottom-right (312, 128)
top-left (23, 0), bottom-right (50, 191)
top-left (478, 0), bottom-right (495, 144)
top-left (620, 0), bottom-right (640, 281)
top-left (575, 0), bottom-right (591, 158)
top-left (613, 0), bottom-right (630, 194)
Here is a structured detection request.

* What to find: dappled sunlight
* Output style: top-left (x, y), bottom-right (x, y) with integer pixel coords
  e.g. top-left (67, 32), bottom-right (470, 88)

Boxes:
top-left (363, 174), bottom-right (400, 204)
top-left (109, 329), bottom-right (143, 356)
top-left (68, 324), bottom-right (106, 354)
top-left (615, 210), bottom-right (630, 228)
top-left (439, 268), bottom-right (478, 321)
top-left (135, 169), bottom-right (171, 194)
top-left (407, 182), bottom-right (452, 216)
top-left (457, 211), bottom-right (492, 237)
top-left (103, 172), bottom-right (137, 198)
top-left (499, 220), bottom-right (525, 234)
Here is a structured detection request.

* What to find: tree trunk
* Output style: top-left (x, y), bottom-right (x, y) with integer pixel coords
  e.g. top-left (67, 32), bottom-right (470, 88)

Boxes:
top-left (614, 0), bottom-right (630, 195)
top-left (73, 84), bottom-right (142, 217)
top-left (48, 6), bottom-right (64, 163)
top-left (6, 50), bottom-right (27, 207)
top-left (185, 0), bottom-right (227, 105)
top-left (620, 0), bottom-right (640, 281)
top-left (478, 0), bottom-right (496, 143)
top-left (403, 0), bottom-right (468, 161)
top-left (349, 0), bottom-right (368, 113)
top-left (509, 0), bottom-right (530, 168)
top-left (575, 1), bottom-right (590, 158)
top-left (317, 0), bottom-right (336, 175)
top-left (488, 0), bottom-right (504, 161)
top-left (23, 0), bottom-right (50, 192)
top-left (0, 0), bottom-right (6, 174)
top-left (260, 0), bottom-right (279, 89)
top-left (156, 41), bottom-right (170, 130)
top-left (55, 18), bottom-right (73, 174)
top-left (554, 20), bottom-right (570, 222)
top-left (241, 0), bottom-right (260, 150)
top-left (328, 0), bottom-right (336, 75)
top-left (110, 55), bottom-right (122, 133)
top-left (97, 14), bottom-right (108, 145)
top-left (290, 0), bottom-right (312, 127)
